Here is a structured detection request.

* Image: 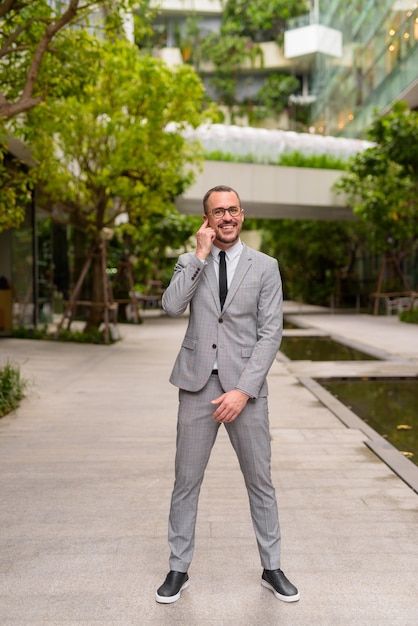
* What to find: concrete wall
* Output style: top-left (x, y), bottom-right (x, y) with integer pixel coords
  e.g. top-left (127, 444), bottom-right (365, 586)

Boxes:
top-left (176, 161), bottom-right (354, 221)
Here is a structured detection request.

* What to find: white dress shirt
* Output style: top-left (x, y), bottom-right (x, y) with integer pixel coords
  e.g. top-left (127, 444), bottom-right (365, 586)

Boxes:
top-left (211, 240), bottom-right (243, 369)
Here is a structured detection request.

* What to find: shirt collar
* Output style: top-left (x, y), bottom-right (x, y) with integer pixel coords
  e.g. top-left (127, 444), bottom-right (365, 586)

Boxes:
top-left (211, 240), bottom-right (243, 262)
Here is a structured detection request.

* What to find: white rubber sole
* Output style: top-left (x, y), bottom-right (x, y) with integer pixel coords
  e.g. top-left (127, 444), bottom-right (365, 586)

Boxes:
top-left (261, 579), bottom-right (300, 602)
top-left (155, 579), bottom-right (190, 604)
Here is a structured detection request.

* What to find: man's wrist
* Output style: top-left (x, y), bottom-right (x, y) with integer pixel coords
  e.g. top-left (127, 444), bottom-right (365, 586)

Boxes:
top-left (235, 388), bottom-right (253, 400)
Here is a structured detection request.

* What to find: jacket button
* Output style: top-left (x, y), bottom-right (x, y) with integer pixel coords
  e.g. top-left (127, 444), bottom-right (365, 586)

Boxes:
top-left (212, 344), bottom-right (217, 349)
top-left (218, 318), bottom-right (223, 323)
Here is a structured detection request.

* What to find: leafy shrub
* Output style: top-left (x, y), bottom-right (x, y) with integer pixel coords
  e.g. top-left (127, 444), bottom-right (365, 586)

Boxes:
top-left (204, 149), bottom-right (347, 169)
top-left (11, 326), bottom-right (49, 339)
top-left (278, 151), bottom-right (347, 170)
top-left (400, 310), bottom-right (418, 324)
top-left (12, 326), bottom-right (116, 344)
top-left (56, 328), bottom-right (111, 344)
top-left (0, 361), bottom-right (28, 417)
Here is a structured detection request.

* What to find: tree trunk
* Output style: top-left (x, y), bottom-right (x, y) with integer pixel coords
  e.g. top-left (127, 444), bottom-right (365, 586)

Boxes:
top-left (84, 243), bottom-right (106, 332)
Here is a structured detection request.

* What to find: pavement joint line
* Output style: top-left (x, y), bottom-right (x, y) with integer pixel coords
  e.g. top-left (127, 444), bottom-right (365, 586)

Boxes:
top-left (278, 323), bottom-right (418, 495)
top-left (296, 375), bottom-right (418, 495)
top-left (1, 311), bottom-right (418, 622)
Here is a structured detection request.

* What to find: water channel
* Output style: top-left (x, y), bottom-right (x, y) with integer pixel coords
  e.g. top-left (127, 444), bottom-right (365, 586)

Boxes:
top-left (280, 323), bottom-right (418, 466)
top-left (280, 335), bottom-right (375, 362)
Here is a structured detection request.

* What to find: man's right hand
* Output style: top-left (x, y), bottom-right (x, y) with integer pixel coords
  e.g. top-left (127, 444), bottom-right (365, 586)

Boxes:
top-left (195, 217), bottom-right (215, 261)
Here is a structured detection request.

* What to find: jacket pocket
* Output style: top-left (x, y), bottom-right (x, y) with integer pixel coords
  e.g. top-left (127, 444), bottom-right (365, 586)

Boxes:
top-left (241, 347), bottom-right (253, 358)
top-left (182, 337), bottom-right (196, 350)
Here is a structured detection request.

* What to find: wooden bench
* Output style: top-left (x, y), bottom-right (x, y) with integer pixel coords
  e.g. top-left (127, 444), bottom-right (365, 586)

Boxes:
top-left (134, 280), bottom-right (164, 310)
top-left (371, 291), bottom-right (418, 315)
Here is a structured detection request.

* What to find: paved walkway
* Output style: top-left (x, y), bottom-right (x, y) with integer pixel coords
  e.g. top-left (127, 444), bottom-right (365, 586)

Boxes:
top-left (0, 308), bottom-right (417, 625)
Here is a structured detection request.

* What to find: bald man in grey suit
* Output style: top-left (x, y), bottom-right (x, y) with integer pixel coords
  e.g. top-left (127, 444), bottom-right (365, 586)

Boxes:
top-left (156, 186), bottom-right (299, 604)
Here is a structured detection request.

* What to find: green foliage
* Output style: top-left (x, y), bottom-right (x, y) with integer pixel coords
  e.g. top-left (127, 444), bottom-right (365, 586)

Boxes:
top-left (198, 0), bottom-right (307, 122)
top-left (334, 103), bottom-right (418, 260)
top-left (0, 1), bottom-right (152, 232)
top-left (278, 151), bottom-right (347, 170)
top-left (0, 361), bottom-right (28, 417)
top-left (201, 33), bottom-right (256, 106)
top-left (205, 150), bottom-right (260, 164)
top-left (26, 39), bottom-right (207, 230)
top-left (399, 309), bottom-right (418, 324)
top-left (108, 209), bottom-right (202, 289)
top-left (2, 1), bottom-right (212, 329)
top-left (11, 326), bottom-right (49, 340)
top-left (259, 219), bottom-right (368, 306)
top-left (0, 1), bottom-right (142, 119)
top-left (56, 328), bottom-right (112, 344)
top-left (18, 37), bottom-right (209, 328)
top-left (11, 325), bottom-right (113, 344)
top-left (204, 149), bottom-right (348, 169)
top-left (222, 0), bottom-right (308, 42)
top-left (0, 137), bottom-right (37, 232)
top-left (255, 74), bottom-right (300, 118)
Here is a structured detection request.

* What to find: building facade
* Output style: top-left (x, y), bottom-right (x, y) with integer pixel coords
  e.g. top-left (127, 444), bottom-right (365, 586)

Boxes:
top-left (309, 1), bottom-right (418, 137)
top-left (151, 1), bottom-right (418, 138)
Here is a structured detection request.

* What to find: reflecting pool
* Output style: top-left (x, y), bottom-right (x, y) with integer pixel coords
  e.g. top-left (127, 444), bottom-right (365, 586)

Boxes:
top-left (280, 336), bottom-right (377, 361)
top-left (320, 378), bottom-right (418, 465)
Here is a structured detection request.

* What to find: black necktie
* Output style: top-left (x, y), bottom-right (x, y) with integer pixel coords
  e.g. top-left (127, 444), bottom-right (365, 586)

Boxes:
top-left (219, 250), bottom-right (228, 310)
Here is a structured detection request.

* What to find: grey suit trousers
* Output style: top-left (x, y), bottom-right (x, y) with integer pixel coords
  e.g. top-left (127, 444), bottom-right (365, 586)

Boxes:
top-left (168, 373), bottom-right (281, 572)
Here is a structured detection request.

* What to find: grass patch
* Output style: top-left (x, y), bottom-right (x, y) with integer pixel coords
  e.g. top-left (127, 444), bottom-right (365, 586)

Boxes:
top-left (204, 149), bottom-right (347, 170)
top-left (0, 361), bottom-right (28, 417)
top-left (400, 310), bottom-right (418, 324)
top-left (11, 326), bottom-right (117, 344)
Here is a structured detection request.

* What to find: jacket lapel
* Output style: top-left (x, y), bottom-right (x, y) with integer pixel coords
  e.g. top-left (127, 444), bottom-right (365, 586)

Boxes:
top-left (204, 254), bottom-right (223, 312)
top-left (222, 244), bottom-right (252, 311)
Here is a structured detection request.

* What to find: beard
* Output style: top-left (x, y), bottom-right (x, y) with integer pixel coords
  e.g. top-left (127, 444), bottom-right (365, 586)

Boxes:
top-left (214, 221), bottom-right (242, 245)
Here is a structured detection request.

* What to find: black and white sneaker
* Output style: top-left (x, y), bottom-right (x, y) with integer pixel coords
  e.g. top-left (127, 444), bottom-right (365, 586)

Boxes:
top-left (261, 569), bottom-right (300, 602)
top-left (156, 571), bottom-right (189, 604)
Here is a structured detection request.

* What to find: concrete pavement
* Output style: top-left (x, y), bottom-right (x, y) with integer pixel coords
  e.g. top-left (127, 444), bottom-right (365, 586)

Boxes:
top-left (0, 308), bottom-right (417, 625)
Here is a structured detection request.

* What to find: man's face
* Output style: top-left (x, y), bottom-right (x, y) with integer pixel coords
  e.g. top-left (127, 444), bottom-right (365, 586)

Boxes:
top-left (204, 190), bottom-right (244, 249)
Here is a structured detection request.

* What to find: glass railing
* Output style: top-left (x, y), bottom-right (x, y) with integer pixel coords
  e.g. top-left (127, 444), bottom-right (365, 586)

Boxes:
top-left (286, 13), bottom-right (314, 31)
top-left (338, 45), bottom-right (418, 137)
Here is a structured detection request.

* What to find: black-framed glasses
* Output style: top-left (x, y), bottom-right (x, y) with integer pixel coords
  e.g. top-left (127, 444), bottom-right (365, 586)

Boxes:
top-left (208, 206), bottom-right (242, 219)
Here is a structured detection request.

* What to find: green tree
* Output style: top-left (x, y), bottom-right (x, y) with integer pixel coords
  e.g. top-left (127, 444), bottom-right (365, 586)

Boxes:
top-left (0, 139), bottom-right (34, 231)
top-left (27, 38), bottom-right (209, 330)
top-left (201, 33), bottom-right (256, 112)
top-left (255, 74), bottom-right (300, 120)
top-left (0, 0), bottom-right (144, 120)
top-left (0, 0), bottom-right (153, 231)
top-left (334, 102), bottom-right (418, 293)
top-left (222, 0), bottom-right (308, 43)
top-left (199, 0), bottom-right (307, 123)
top-left (108, 210), bottom-right (201, 295)
top-left (259, 219), bottom-right (367, 307)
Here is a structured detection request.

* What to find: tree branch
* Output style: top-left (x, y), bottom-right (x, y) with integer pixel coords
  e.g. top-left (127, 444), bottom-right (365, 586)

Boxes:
top-left (0, 0), bottom-right (102, 119)
top-left (0, 17), bottom-right (34, 59)
top-left (22, 0), bottom-right (81, 102)
top-left (0, 0), bottom-right (25, 20)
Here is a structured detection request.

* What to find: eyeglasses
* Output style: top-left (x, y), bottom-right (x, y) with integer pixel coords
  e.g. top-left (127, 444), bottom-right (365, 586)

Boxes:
top-left (208, 206), bottom-right (242, 219)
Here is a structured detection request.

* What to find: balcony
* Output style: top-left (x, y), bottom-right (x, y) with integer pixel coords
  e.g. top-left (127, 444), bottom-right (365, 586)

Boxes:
top-left (284, 23), bottom-right (342, 62)
top-left (284, 7), bottom-right (342, 68)
top-left (150, 0), bottom-right (222, 15)
top-left (158, 41), bottom-right (293, 71)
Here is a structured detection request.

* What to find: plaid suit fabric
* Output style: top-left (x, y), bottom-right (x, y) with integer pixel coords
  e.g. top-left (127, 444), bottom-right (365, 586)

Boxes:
top-left (168, 376), bottom-right (281, 571)
top-left (163, 244), bottom-right (283, 571)
top-left (162, 244), bottom-right (283, 399)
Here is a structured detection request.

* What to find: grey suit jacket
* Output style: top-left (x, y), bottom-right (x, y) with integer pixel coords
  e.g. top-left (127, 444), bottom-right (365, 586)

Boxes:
top-left (162, 243), bottom-right (283, 399)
